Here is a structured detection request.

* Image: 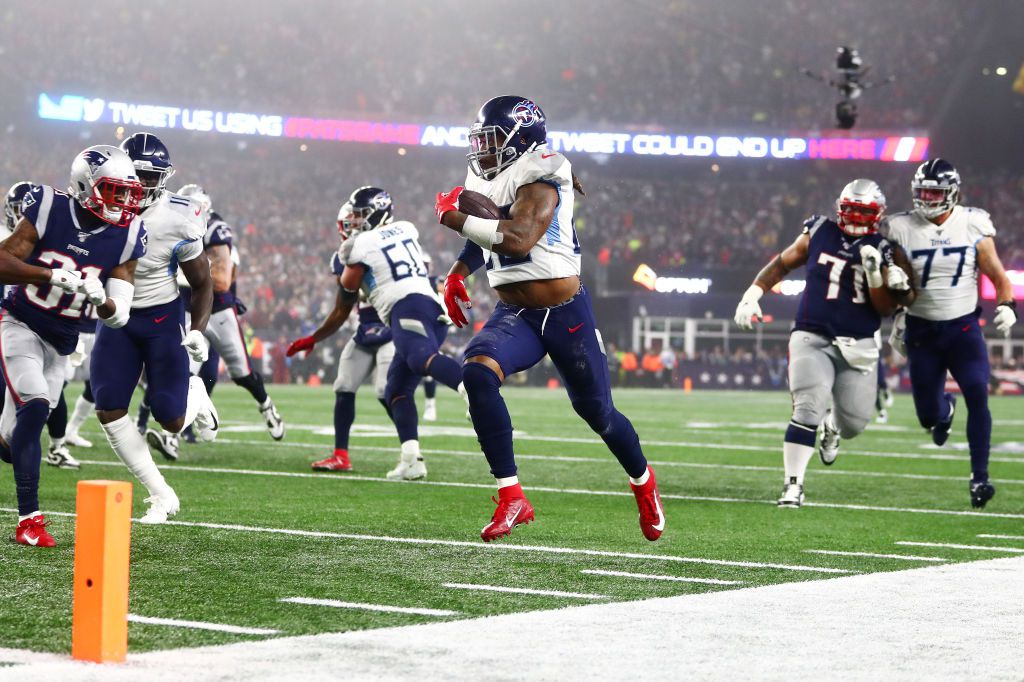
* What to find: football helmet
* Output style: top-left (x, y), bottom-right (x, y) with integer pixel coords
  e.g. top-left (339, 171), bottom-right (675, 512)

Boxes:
top-left (467, 95), bottom-right (547, 180)
top-left (912, 158), bottom-right (960, 219)
top-left (338, 186), bottom-right (393, 238)
top-left (120, 132), bottom-right (175, 209)
top-left (178, 183), bottom-right (213, 219)
top-left (4, 180), bottom-right (34, 230)
top-left (68, 145), bottom-right (144, 227)
top-left (836, 178), bottom-right (886, 237)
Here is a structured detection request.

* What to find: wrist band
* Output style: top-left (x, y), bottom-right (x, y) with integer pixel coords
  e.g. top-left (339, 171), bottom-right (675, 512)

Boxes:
top-left (462, 215), bottom-right (503, 249)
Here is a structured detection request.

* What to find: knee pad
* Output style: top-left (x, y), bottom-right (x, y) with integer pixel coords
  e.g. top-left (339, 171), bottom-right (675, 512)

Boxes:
top-left (462, 362), bottom-right (501, 397)
top-left (571, 396), bottom-right (613, 433)
top-left (790, 398), bottom-right (827, 429)
top-left (836, 415), bottom-right (869, 440)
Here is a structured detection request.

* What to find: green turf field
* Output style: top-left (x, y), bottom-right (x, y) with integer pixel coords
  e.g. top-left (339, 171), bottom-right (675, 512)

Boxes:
top-left (2, 384), bottom-right (1023, 654)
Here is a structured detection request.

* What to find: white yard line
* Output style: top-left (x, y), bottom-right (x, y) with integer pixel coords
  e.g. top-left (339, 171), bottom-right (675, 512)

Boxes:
top-left (895, 541), bottom-right (1024, 553)
top-left (977, 533), bottom-right (1024, 540)
top-left (279, 597), bottom-right (458, 617)
top-left (215, 439), bottom-right (1024, 484)
top-left (581, 569), bottom-right (741, 585)
top-left (127, 614), bottom-right (279, 636)
top-left (71, 461), bottom-right (1024, 521)
top-left (216, 435), bottom-right (1024, 465)
top-left (803, 549), bottom-right (946, 562)
top-left (443, 583), bottom-right (608, 600)
top-left (0, 507), bottom-right (851, 574)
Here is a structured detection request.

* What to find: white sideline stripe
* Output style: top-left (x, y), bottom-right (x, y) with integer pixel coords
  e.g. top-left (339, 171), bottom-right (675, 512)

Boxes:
top-left (215, 440), bottom-right (1024, 485)
top-left (280, 597), bottom-right (458, 617)
top-left (0, 507), bottom-right (850, 574)
top-left (896, 541), bottom-right (1024, 553)
top-left (216, 435), bottom-right (1024, 466)
top-left (581, 569), bottom-right (741, 585)
top-left (71, 460), bottom-right (1024, 521)
top-left (978, 533), bottom-right (1024, 540)
top-left (127, 614), bottom-right (279, 635)
top-left (443, 583), bottom-right (608, 600)
top-left (803, 549), bottom-right (947, 562)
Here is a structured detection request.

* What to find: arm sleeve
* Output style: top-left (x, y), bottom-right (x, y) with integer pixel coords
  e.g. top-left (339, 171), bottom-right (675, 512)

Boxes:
top-left (129, 222), bottom-right (148, 261)
top-left (801, 214), bottom-right (827, 238)
top-left (969, 208), bottom-right (996, 239)
top-left (175, 238), bottom-right (205, 263)
top-left (457, 240), bottom-right (486, 274)
top-left (330, 252), bottom-right (344, 275)
top-left (341, 235), bottom-right (363, 266)
top-left (18, 185), bottom-right (48, 237)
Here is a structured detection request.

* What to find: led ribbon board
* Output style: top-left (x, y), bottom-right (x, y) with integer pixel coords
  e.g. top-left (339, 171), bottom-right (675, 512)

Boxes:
top-left (38, 93), bottom-right (929, 162)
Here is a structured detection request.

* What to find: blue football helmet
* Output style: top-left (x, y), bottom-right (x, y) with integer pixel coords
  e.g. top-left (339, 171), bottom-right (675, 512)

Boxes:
top-left (4, 180), bottom-right (34, 230)
top-left (338, 186), bottom-right (393, 238)
top-left (120, 132), bottom-right (175, 209)
top-left (467, 95), bottom-right (547, 180)
top-left (912, 158), bottom-right (960, 219)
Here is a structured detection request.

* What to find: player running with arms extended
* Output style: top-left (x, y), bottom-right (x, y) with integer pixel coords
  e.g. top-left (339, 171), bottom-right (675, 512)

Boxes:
top-left (735, 179), bottom-right (915, 508)
top-left (435, 95), bottom-right (664, 542)
top-left (882, 159), bottom-right (1016, 508)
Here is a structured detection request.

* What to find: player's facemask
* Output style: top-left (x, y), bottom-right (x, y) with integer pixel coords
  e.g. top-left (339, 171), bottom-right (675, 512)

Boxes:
top-left (837, 200), bottom-right (883, 237)
top-left (83, 178), bottom-right (144, 227)
top-left (467, 125), bottom-right (521, 181)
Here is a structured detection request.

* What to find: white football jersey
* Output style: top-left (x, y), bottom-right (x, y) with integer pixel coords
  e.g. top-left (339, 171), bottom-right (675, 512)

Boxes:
top-left (132, 192), bottom-right (207, 308)
top-left (882, 205), bottom-right (996, 321)
top-left (341, 220), bottom-right (436, 324)
top-left (464, 148), bottom-right (580, 287)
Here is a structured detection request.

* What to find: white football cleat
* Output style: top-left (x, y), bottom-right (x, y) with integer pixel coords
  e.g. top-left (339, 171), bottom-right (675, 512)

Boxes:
top-left (146, 429), bottom-right (180, 461)
top-left (422, 399), bottom-right (437, 422)
top-left (458, 382), bottom-right (471, 421)
top-left (46, 444), bottom-right (81, 470)
top-left (260, 399), bottom-right (285, 440)
top-left (818, 411), bottom-right (840, 466)
top-left (876, 409), bottom-right (889, 424)
top-left (777, 478), bottom-right (804, 508)
top-left (386, 455), bottom-right (427, 481)
top-left (138, 489), bottom-right (180, 524)
top-left (64, 431), bottom-right (93, 448)
top-left (194, 396), bottom-right (219, 443)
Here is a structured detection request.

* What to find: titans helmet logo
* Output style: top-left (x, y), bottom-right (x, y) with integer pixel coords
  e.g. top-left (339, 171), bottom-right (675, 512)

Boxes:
top-left (511, 100), bottom-right (541, 128)
top-left (371, 192), bottom-right (391, 210)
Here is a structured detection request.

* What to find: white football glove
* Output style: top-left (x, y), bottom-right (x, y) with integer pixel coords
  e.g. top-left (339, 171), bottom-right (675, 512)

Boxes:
top-left (181, 329), bottom-right (210, 363)
top-left (49, 269), bottom-right (83, 292)
top-left (885, 265), bottom-right (911, 292)
top-left (859, 245), bottom-right (883, 288)
top-left (734, 284), bottom-right (764, 330)
top-left (889, 309), bottom-right (907, 358)
top-left (994, 303), bottom-right (1017, 336)
top-left (78, 277), bottom-right (107, 307)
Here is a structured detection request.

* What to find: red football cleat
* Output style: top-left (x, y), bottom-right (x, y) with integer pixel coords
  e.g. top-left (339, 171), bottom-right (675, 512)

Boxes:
top-left (311, 449), bottom-right (352, 472)
top-left (12, 514), bottom-right (56, 548)
top-left (630, 466), bottom-right (665, 541)
top-left (481, 485), bottom-right (534, 542)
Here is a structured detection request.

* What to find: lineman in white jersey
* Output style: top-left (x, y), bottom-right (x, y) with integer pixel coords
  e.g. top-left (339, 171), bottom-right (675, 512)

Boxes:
top-left (882, 158), bottom-right (1016, 508)
top-left (287, 186), bottom-right (466, 480)
top-left (435, 95), bottom-right (664, 543)
top-left (89, 133), bottom-right (219, 524)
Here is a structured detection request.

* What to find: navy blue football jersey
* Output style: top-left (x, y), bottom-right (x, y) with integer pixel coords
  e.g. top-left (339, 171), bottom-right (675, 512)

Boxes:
top-left (3, 185), bottom-right (147, 354)
top-left (203, 211), bottom-right (236, 313)
top-left (793, 216), bottom-right (892, 340)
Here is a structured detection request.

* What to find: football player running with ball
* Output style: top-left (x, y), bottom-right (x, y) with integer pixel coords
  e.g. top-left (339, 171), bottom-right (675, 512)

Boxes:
top-left (735, 179), bottom-right (915, 508)
top-left (436, 96), bottom-right (664, 542)
top-left (882, 159), bottom-right (1016, 508)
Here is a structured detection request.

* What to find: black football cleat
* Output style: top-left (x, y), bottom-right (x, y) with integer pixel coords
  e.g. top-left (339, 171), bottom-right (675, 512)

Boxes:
top-left (931, 393), bottom-right (956, 447)
top-left (970, 480), bottom-right (996, 509)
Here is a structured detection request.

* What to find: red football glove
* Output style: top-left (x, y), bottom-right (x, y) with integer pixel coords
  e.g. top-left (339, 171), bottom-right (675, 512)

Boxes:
top-left (435, 186), bottom-right (464, 223)
top-left (286, 336), bottom-right (316, 357)
top-left (443, 273), bottom-right (472, 328)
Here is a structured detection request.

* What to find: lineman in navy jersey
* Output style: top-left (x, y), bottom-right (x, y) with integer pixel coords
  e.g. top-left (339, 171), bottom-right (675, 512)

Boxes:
top-left (881, 159), bottom-right (1016, 508)
top-left (735, 179), bottom-right (915, 508)
top-left (436, 96), bottom-right (664, 542)
top-left (0, 145), bottom-right (147, 547)
top-left (177, 185), bottom-right (284, 441)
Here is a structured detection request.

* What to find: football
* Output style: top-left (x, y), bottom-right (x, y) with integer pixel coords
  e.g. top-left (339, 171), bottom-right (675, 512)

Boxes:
top-left (459, 189), bottom-right (502, 219)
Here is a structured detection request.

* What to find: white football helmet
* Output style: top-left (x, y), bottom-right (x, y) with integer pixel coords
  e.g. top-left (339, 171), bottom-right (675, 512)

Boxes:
top-left (68, 146), bottom-right (144, 226)
top-left (178, 183), bottom-right (213, 219)
top-left (836, 178), bottom-right (886, 237)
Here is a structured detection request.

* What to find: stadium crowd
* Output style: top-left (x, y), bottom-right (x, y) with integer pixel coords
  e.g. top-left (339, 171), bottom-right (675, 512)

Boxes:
top-left (11, 0), bottom-right (968, 131)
